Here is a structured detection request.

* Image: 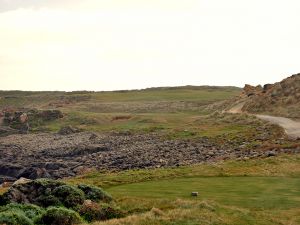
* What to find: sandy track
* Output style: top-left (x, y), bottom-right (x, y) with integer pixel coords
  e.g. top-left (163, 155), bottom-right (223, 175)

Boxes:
top-left (256, 115), bottom-right (300, 139)
top-left (228, 102), bottom-right (300, 138)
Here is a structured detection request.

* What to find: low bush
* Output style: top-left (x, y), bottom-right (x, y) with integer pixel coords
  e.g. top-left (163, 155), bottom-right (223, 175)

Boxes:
top-left (53, 185), bottom-right (85, 209)
top-left (35, 207), bottom-right (82, 225)
top-left (35, 195), bottom-right (62, 208)
top-left (77, 184), bottom-right (113, 203)
top-left (79, 201), bottom-right (105, 222)
top-left (0, 210), bottom-right (33, 225)
top-left (79, 201), bottom-right (124, 222)
top-left (0, 179), bottom-right (121, 224)
top-left (0, 203), bottom-right (44, 220)
top-left (101, 204), bottom-right (124, 220)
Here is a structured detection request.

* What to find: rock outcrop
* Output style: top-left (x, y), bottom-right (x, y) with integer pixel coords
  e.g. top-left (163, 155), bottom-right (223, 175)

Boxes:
top-left (1, 109), bottom-right (63, 134)
top-left (240, 74), bottom-right (300, 118)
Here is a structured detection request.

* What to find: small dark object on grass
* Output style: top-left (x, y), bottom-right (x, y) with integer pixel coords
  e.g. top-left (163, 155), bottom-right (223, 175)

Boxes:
top-left (191, 192), bottom-right (199, 197)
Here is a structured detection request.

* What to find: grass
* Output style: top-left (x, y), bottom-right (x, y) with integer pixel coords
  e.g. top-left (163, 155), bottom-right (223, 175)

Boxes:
top-left (107, 176), bottom-right (300, 209)
top-left (0, 86), bottom-right (245, 141)
top-left (91, 201), bottom-right (300, 225)
top-left (0, 86), bottom-right (240, 109)
top-left (1, 87), bottom-right (299, 224)
top-left (90, 86), bottom-right (240, 102)
top-left (67, 154), bottom-right (300, 188)
top-left (67, 154), bottom-right (300, 225)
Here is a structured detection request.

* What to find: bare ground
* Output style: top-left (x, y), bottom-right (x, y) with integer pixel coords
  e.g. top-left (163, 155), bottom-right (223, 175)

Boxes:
top-left (256, 115), bottom-right (300, 139)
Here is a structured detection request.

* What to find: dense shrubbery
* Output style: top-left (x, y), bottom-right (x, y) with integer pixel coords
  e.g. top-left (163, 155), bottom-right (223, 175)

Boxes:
top-left (52, 185), bottom-right (85, 209)
top-left (0, 211), bottom-right (34, 225)
top-left (36, 207), bottom-right (82, 225)
top-left (0, 203), bottom-right (45, 220)
top-left (77, 184), bottom-right (113, 203)
top-left (0, 179), bottom-right (124, 225)
top-left (79, 201), bottom-right (124, 222)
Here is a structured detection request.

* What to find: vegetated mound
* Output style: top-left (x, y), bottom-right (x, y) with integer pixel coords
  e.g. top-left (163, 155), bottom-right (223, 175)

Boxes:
top-left (0, 178), bottom-right (123, 225)
top-left (241, 73), bottom-right (300, 118)
top-left (0, 108), bottom-right (63, 135)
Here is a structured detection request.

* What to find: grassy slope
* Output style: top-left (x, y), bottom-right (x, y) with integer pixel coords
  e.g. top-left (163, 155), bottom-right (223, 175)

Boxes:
top-left (0, 87), bottom-right (244, 137)
top-left (65, 154), bottom-right (300, 225)
top-left (1, 87), bottom-right (299, 224)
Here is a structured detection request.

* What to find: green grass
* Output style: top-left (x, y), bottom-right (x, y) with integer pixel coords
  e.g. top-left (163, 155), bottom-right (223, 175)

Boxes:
top-left (67, 154), bottom-right (300, 188)
top-left (69, 154), bottom-right (300, 225)
top-left (107, 176), bottom-right (300, 209)
top-left (90, 87), bottom-right (240, 102)
top-left (0, 86), bottom-right (240, 108)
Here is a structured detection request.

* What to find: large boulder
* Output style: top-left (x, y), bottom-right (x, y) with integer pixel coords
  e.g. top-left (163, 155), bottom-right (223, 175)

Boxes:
top-left (17, 167), bottom-right (51, 180)
top-left (58, 126), bottom-right (79, 135)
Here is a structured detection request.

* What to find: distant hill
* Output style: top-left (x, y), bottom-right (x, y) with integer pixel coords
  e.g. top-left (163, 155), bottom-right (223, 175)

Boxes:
top-left (0, 86), bottom-right (241, 111)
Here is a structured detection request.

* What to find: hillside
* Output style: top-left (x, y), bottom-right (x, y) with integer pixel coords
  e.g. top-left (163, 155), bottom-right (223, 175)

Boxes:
top-left (0, 83), bottom-right (300, 225)
top-left (241, 73), bottom-right (300, 118)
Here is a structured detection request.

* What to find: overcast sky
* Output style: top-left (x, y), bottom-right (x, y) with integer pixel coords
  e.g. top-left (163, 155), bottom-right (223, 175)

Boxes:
top-left (0, 0), bottom-right (299, 91)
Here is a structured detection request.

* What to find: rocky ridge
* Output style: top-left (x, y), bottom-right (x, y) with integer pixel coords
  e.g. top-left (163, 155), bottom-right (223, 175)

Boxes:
top-left (241, 73), bottom-right (300, 118)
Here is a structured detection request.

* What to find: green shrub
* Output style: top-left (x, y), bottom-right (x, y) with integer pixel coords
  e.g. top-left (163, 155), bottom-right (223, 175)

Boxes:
top-left (36, 207), bottom-right (82, 225)
top-left (101, 204), bottom-right (124, 220)
top-left (79, 201), bottom-right (105, 222)
top-left (0, 211), bottom-right (33, 225)
top-left (53, 185), bottom-right (85, 209)
top-left (77, 184), bottom-right (112, 203)
top-left (33, 179), bottom-right (65, 189)
top-left (35, 195), bottom-right (62, 208)
top-left (79, 202), bottom-right (124, 222)
top-left (0, 194), bottom-right (9, 206)
top-left (0, 203), bottom-right (44, 220)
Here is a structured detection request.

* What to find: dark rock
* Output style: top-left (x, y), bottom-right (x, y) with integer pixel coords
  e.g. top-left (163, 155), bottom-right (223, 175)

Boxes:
top-left (0, 176), bottom-right (17, 184)
top-left (89, 133), bottom-right (98, 140)
top-left (0, 126), bottom-right (18, 136)
top-left (17, 167), bottom-right (51, 180)
top-left (0, 164), bottom-right (24, 178)
top-left (58, 126), bottom-right (79, 135)
top-left (266, 151), bottom-right (277, 157)
top-left (37, 110), bottom-right (63, 121)
top-left (45, 162), bottom-right (66, 170)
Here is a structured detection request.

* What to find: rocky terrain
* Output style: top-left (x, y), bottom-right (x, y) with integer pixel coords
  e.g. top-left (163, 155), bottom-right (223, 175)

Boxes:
top-left (241, 73), bottom-right (300, 118)
top-left (0, 129), bottom-right (299, 184)
top-left (0, 109), bottom-right (63, 135)
top-left (0, 80), bottom-right (299, 186)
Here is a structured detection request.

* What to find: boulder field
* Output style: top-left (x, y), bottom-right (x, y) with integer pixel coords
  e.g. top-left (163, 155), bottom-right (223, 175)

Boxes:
top-left (0, 131), bottom-right (299, 184)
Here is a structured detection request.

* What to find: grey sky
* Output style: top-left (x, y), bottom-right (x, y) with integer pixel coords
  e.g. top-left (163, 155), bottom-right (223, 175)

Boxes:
top-left (0, 0), bottom-right (299, 91)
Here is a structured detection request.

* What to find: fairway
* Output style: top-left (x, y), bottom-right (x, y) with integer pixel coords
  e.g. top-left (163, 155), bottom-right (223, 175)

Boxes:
top-left (107, 176), bottom-right (300, 209)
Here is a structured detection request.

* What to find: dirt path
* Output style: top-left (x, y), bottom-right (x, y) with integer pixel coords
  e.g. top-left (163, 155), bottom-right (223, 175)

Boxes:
top-left (228, 102), bottom-right (300, 139)
top-left (256, 115), bottom-right (300, 139)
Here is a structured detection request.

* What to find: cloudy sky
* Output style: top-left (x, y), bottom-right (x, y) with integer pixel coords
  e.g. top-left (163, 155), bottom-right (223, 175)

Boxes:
top-left (0, 0), bottom-right (299, 91)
